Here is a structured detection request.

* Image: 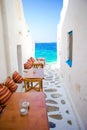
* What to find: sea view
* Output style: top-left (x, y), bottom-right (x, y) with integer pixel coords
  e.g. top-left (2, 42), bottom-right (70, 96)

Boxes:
top-left (35, 42), bottom-right (57, 63)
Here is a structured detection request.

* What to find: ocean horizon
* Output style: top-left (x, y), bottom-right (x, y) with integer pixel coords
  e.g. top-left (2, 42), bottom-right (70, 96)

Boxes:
top-left (35, 42), bottom-right (57, 63)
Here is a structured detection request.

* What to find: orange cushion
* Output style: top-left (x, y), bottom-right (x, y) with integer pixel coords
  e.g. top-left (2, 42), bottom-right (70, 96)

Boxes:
top-left (28, 57), bottom-right (35, 63)
top-left (5, 76), bottom-right (18, 92)
top-left (12, 71), bottom-right (22, 83)
top-left (30, 57), bottom-right (35, 62)
top-left (0, 84), bottom-right (12, 105)
top-left (0, 106), bottom-right (3, 113)
top-left (24, 61), bottom-right (32, 69)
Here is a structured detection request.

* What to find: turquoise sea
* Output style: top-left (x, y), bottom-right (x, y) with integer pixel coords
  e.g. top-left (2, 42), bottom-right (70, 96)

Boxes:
top-left (35, 42), bottom-right (57, 63)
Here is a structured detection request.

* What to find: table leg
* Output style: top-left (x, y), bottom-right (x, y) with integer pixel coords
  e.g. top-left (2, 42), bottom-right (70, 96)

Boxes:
top-left (24, 80), bottom-right (28, 92)
top-left (40, 79), bottom-right (43, 91)
top-left (23, 78), bottom-right (43, 92)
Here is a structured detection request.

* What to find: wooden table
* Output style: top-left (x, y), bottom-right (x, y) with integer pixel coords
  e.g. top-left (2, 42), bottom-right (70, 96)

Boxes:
top-left (0, 92), bottom-right (49, 130)
top-left (22, 68), bottom-right (44, 92)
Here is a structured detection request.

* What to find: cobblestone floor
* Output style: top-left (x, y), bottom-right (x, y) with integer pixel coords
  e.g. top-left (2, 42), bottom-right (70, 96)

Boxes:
top-left (43, 63), bottom-right (81, 130)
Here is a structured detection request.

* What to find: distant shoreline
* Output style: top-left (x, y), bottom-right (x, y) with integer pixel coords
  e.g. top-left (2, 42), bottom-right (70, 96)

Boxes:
top-left (35, 42), bottom-right (57, 44)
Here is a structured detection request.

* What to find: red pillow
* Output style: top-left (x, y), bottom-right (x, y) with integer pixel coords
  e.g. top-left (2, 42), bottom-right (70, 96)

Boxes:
top-left (0, 106), bottom-right (3, 113)
top-left (5, 76), bottom-right (18, 92)
top-left (12, 71), bottom-right (22, 83)
top-left (30, 57), bottom-right (35, 62)
top-left (24, 61), bottom-right (32, 69)
top-left (0, 84), bottom-right (12, 105)
top-left (28, 57), bottom-right (35, 63)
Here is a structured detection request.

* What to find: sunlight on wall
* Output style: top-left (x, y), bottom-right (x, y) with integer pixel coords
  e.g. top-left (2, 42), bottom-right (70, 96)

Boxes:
top-left (57, 0), bottom-right (69, 68)
top-left (58, 0), bottom-right (68, 37)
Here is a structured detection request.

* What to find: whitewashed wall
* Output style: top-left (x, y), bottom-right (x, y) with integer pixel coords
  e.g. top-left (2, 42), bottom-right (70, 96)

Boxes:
top-left (57, 0), bottom-right (87, 129)
top-left (0, 1), bottom-right (7, 82)
top-left (0, 0), bottom-right (34, 81)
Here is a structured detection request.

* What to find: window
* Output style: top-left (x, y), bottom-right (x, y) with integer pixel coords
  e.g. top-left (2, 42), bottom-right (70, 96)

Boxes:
top-left (66, 31), bottom-right (73, 67)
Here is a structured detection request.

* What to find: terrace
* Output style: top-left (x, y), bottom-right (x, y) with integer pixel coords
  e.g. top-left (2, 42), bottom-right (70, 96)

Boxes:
top-left (16, 63), bottom-right (82, 130)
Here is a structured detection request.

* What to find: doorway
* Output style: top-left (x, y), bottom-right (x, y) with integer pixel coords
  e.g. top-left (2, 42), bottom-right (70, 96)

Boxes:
top-left (17, 45), bottom-right (22, 74)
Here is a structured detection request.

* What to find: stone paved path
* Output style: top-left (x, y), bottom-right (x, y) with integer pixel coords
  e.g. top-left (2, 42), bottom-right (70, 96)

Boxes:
top-left (43, 63), bottom-right (81, 130)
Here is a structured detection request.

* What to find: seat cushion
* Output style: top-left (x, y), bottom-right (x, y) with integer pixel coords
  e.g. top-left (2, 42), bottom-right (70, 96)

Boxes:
top-left (12, 71), bottom-right (22, 83)
top-left (5, 76), bottom-right (18, 92)
top-left (29, 57), bottom-right (35, 63)
top-left (0, 106), bottom-right (3, 113)
top-left (24, 61), bottom-right (32, 69)
top-left (0, 83), bottom-right (12, 105)
top-left (28, 57), bottom-right (35, 63)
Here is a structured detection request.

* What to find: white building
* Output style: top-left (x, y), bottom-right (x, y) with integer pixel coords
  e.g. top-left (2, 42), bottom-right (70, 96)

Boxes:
top-left (0, 0), bottom-right (34, 82)
top-left (1, 0), bottom-right (87, 129)
top-left (57, 0), bottom-right (87, 129)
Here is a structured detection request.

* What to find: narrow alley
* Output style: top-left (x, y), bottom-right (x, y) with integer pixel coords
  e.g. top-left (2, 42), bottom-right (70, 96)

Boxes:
top-left (43, 63), bottom-right (82, 130)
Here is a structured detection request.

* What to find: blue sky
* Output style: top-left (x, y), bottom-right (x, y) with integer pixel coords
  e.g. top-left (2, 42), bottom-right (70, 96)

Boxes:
top-left (22, 0), bottom-right (63, 42)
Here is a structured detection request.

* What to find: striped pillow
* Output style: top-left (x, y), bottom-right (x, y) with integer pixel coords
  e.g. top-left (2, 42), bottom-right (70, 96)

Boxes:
top-left (0, 84), bottom-right (12, 105)
top-left (24, 61), bottom-right (32, 69)
top-left (12, 71), bottom-right (22, 83)
top-left (29, 57), bottom-right (35, 63)
top-left (0, 106), bottom-right (3, 113)
top-left (5, 76), bottom-right (18, 92)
